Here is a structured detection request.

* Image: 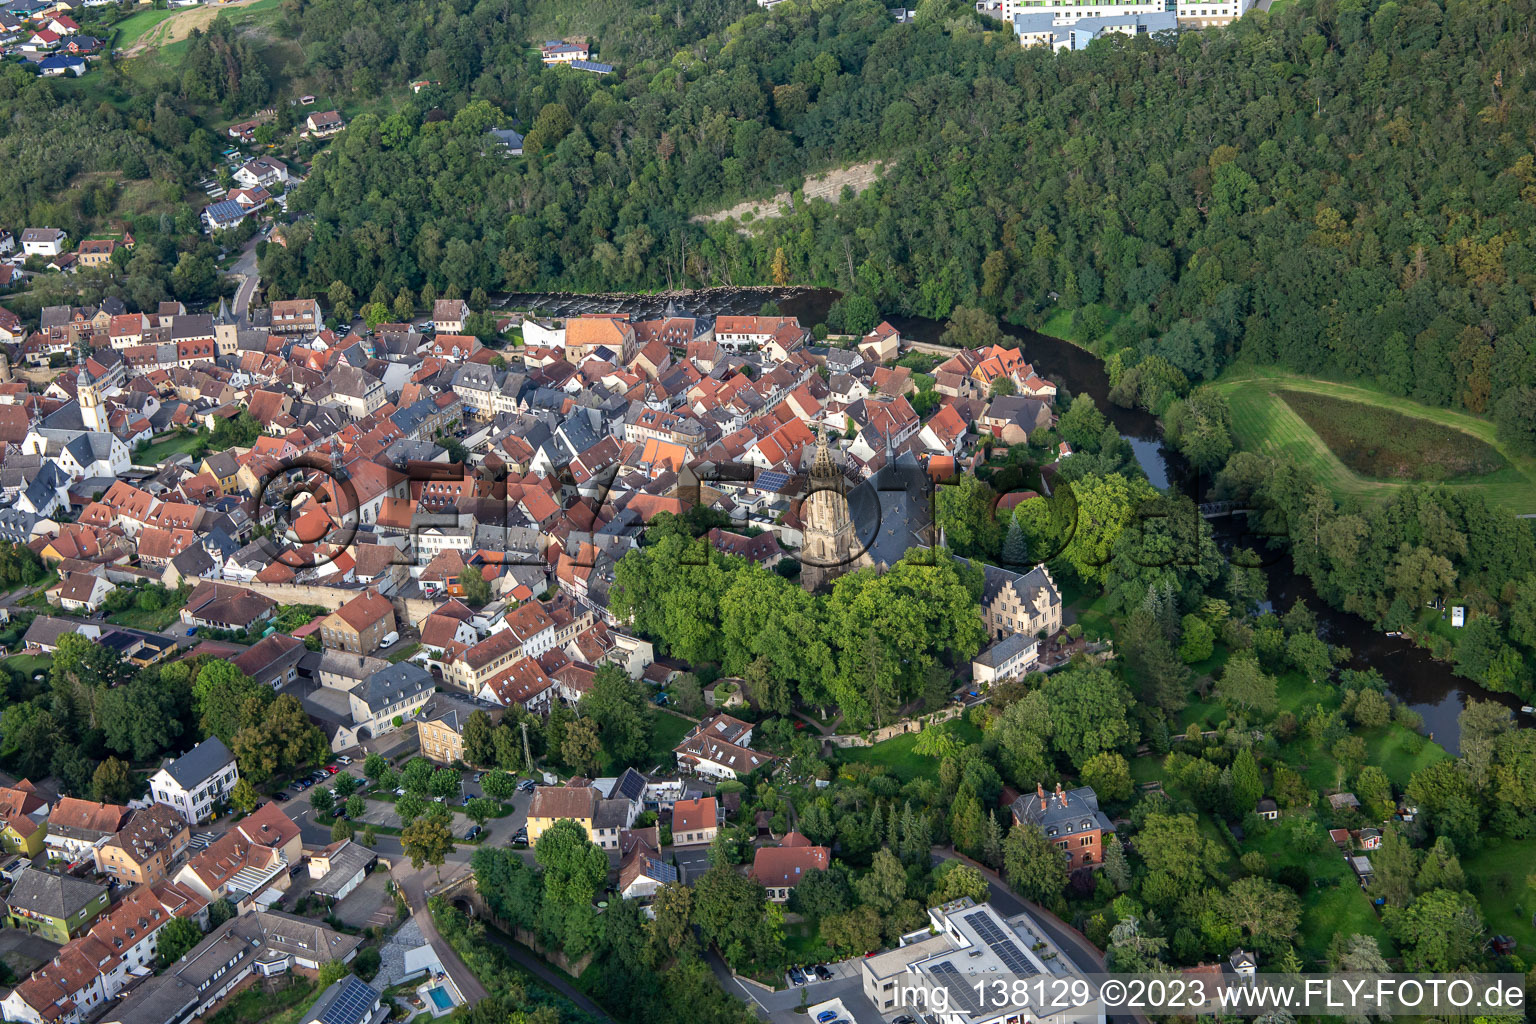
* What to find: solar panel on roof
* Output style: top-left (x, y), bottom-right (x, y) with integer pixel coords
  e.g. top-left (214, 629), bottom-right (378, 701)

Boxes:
top-left (755, 470), bottom-right (791, 493)
top-left (319, 977), bottom-right (377, 1024)
top-left (965, 909), bottom-right (1039, 976)
top-left (929, 961), bottom-right (983, 1015)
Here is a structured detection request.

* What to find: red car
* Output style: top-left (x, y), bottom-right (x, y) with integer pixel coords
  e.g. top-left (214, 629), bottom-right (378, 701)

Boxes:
top-left (325, 766), bottom-right (339, 775)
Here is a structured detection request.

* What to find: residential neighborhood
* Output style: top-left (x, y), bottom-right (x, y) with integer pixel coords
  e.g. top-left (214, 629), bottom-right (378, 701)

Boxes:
top-left (0, 0), bottom-right (1525, 1015)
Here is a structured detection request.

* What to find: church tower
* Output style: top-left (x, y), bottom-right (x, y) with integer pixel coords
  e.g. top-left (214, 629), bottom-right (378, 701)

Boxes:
top-left (78, 363), bottom-right (107, 433)
top-left (800, 424), bottom-right (859, 592)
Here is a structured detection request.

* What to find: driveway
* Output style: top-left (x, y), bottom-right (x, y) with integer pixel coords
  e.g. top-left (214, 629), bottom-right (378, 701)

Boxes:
top-left (231, 236), bottom-right (260, 318)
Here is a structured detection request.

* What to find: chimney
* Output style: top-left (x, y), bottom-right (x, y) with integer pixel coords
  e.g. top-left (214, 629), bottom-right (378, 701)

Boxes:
top-left (1037, 783), bottom-right (1047, 812)
top-left (1055, 783), bottom-right (1067, 807)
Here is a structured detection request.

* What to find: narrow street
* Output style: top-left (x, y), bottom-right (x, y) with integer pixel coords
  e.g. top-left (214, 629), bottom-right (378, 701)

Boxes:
top-left (396, 869), bottom-right (489, 1006)
top-left (232, 236), bottom-right (261, 318)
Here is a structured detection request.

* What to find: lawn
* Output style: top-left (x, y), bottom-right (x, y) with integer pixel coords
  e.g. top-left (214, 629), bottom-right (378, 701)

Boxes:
top-left (1359, 723), bottom-right (1449, 790)
top-left (1462, 838), bottom-right (1536, 955)
top-left (136, 432), bottom-right (205, 465)
top-left (106, 605), bottom-right (182, 631)
top-left (1, 654), bottom-right (52, 680)
top-left (836, 717), bottom-right (983, 782)
top-left (1211, 367), bottom-right (1536, 514)
top-left (646, 710), bottom-right (696, 765)
top-left (1237, 820), bottom-right (1394, 963)
top-left (204, 975), bottom-right (316, 1024)
top-left (386, 642), bottom-right (421, 664)
top-left (1060, 572), bottom-right (1115, 640)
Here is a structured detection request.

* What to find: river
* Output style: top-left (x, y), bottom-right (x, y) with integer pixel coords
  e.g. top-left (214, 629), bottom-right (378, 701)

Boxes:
top-left (496, 286), bottom-right (1523, 750)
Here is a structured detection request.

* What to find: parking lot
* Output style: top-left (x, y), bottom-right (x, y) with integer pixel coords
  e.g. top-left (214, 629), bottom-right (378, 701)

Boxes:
top-left (731, 959), bottom-right (887, 1024)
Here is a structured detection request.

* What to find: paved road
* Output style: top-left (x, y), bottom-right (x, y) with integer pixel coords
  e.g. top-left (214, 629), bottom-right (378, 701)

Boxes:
top-left (397, 867), bottom-right (489, 1007)
top-left (232, 236), bottom-right (260, 318)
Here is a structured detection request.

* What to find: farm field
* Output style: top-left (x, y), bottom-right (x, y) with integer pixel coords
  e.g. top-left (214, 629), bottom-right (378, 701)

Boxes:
top-left (1211, 368), bottom-right (1536, 514)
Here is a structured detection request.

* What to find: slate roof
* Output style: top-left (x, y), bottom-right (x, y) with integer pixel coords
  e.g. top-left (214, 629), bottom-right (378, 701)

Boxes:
top-left (159, 737), bottom-right (235, 790)
top-left (355, 661), bottom-right (433, 715)
top-left (973, 632), bottom-right (1037, 670)
top-left (1009, 785), bottom-right (1116, 837)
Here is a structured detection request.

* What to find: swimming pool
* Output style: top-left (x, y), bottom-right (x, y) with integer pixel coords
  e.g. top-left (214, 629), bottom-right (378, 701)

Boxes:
top-left (427, 987), bottom-right (453, 1011)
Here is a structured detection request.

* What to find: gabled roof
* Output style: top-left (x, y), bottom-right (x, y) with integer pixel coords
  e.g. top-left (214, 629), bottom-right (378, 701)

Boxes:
top-left (750, 838), bottom-right (829, 888)
top-left (528, 785), bottom-right (598, 821)
top-left (328, 588), bottom-right (393, 633)
top-left (48, 796), bottom-right (128, 837)
top-left (157, 737), bottom-right (235, 790)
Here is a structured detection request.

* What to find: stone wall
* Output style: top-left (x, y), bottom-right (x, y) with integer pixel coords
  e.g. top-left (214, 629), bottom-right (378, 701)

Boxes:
top-left (825, 702), bottom-right (966, 749)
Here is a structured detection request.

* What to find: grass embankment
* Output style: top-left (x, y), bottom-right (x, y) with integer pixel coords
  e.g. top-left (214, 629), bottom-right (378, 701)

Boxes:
top-left (1276, 389), bottom-right (1507, 481)
top-left (1211, 368), bottom-right (1536, 514)
top-left (1038, 303), bottom-right (1123, 354)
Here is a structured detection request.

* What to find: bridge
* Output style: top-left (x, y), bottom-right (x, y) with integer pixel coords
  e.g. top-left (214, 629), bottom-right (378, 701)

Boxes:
top-left (1198, 501), bottom-right (1253, 519)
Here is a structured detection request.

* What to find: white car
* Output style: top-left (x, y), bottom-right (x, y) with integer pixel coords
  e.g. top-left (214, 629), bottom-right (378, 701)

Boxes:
top-left (381, 631), bottom-right (399, 647)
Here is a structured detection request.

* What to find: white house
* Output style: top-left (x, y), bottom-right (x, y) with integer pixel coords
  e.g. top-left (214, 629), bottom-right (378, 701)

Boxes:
top-left (53, 572), bottom-right (115, 614)
top-left (20, 228), bottom-right (66, 258)
top-left (0, 888), bottom-right (176, 1024)
top-left (971, 633), bottom-right (1040, 685)
top-left (672, 713), bottom-right (775, 780)
top-left (233, 156), bottom-right (289, 190)
top-left (148, 737), bottom-right (239, 825)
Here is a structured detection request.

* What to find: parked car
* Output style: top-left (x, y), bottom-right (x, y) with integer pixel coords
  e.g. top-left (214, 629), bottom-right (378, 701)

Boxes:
top-left (465, 825), bottom-right (483, 841)
top-left (512, 832), bottom-right (529, 847)
top-left (381, 631), bottom-right (399, 647)
top-left (273, 792), bottom-right (290, 802)
top-left (336, 755), bottom-right (352, 765)
top-left (461, 795), bottom-right (472, 806)
top-left (516, 779), bottom-right (535, 793)
top-left (788, 968), bottom-right (806, 987)
top-left (324, 766), bottom-right (339, 775)
top-left (814, 965), bottom-right (832, 981)
top-left (812, 1009), bottom-right (833, 1021)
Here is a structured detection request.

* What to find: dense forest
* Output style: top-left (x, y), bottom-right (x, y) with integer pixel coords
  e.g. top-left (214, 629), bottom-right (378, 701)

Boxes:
top-left (257, 0), bottom-right (1536, 417)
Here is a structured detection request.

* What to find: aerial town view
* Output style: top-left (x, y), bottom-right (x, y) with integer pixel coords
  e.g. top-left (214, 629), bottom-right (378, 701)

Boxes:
top-left (0, 0), bottom-right (1529, 1021)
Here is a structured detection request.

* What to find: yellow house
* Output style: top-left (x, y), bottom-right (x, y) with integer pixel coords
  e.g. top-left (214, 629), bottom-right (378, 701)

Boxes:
top-left (199, 451), bottom-right (241, 494)
top-left (526, 786), bottom-right (597, 844)
top-left (0, 781), bottom-right (50, 858)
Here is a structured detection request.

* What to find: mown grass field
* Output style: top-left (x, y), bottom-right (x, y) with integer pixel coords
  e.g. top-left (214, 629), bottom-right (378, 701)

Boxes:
top-left (1211, 368), bottom-right (1536, 514)
top-left (110, 6), bottom-right (179, 50)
